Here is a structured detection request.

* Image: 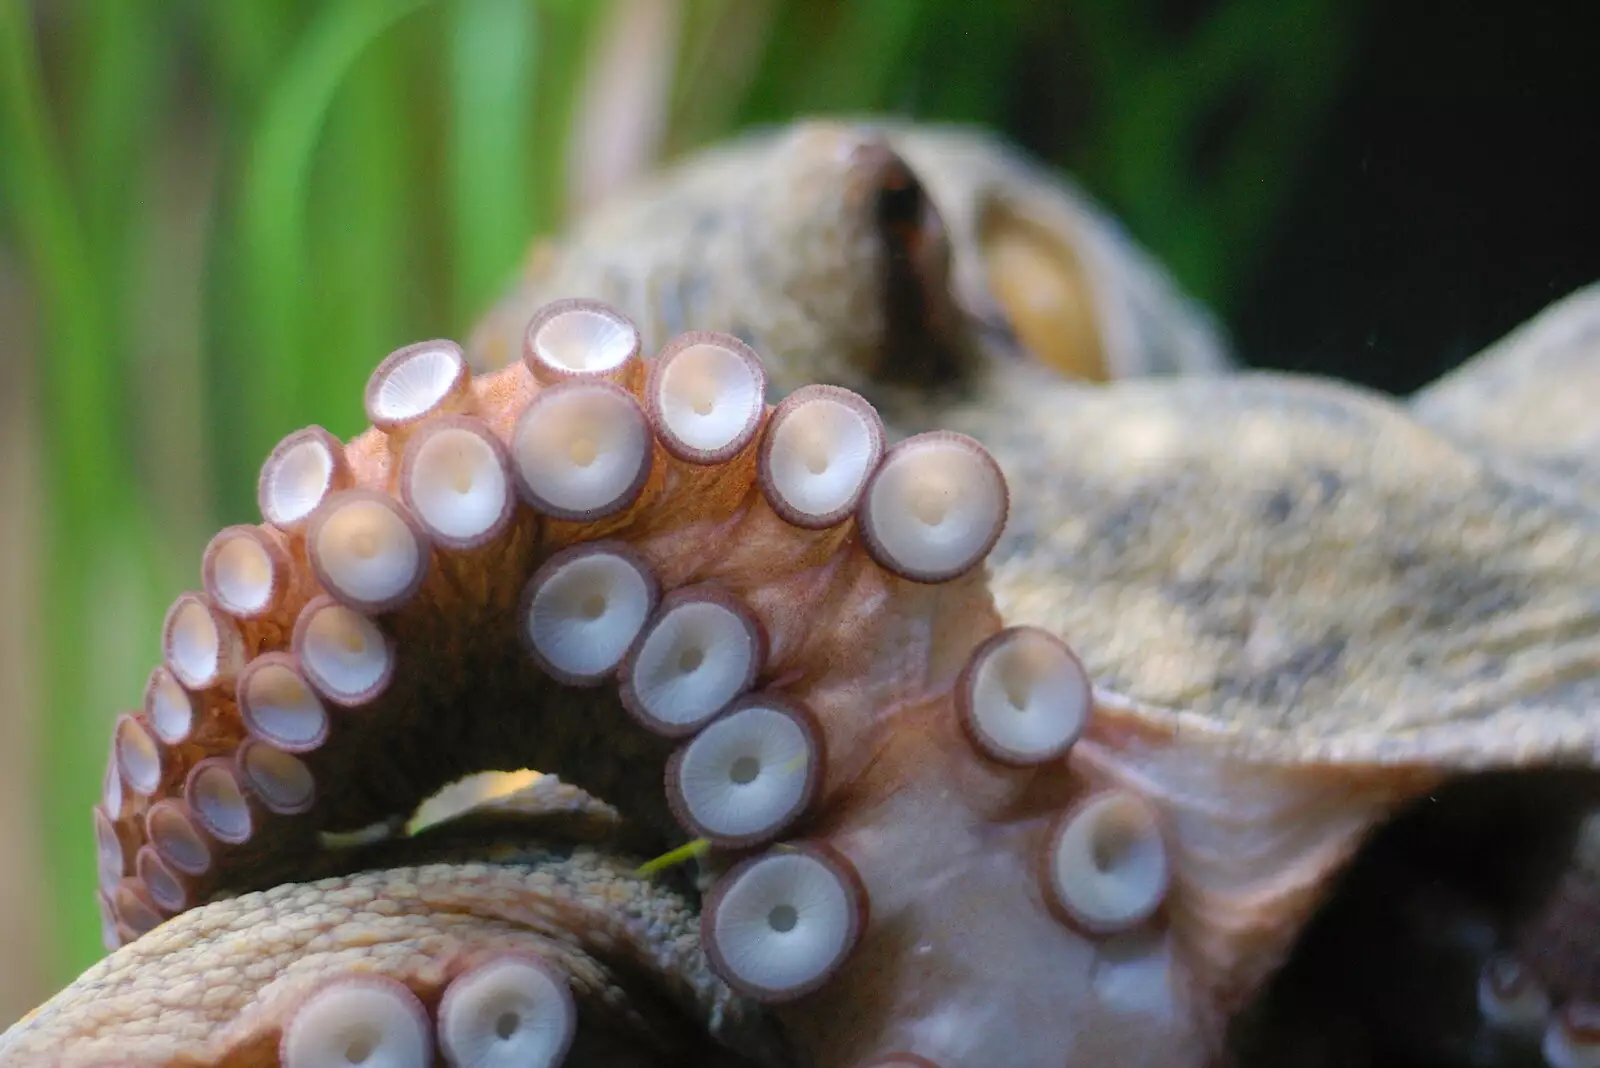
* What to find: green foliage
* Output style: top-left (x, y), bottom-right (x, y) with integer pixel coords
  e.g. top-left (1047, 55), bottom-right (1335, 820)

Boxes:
top-left (0, 0), bottom-right (1355, 984)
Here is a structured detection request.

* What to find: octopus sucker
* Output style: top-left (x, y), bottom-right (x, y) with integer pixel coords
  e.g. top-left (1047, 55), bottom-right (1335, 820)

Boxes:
top-left (702, 841), bottom-right (869, 1003)
top-left (279, 973), bottom-right (432, 1068)
top-left (665, 693), bottom-right (825, 848)
top-left (435, 952), bottom-right (577, 1068)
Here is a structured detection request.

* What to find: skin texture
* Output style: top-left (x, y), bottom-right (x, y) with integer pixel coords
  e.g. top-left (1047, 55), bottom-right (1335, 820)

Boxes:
top-left (4, 121), bottom-right (1599, 1068)
top-left (467, 120), bottom-right (1233, 412)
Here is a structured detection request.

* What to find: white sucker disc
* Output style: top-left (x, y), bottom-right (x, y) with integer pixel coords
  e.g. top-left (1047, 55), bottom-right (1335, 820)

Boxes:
top-left (369, 344), bottom-right (463, 424)
top-left (763, 389), bottom-right (881, 524)
top-left (654, 340), bottom-right (764, 458)
top-left (1048, 790), bottom-right (1168, 933)
top-left (964, 628), bottom-right (1087, 764)
top-left (262, 431), bottom-right (337, 526)
top-left (709, 850), bottom-right (858, 999)
top-left (1545, 1005), bottom-right (1600, 1068)
top-left (312, 495), bottom-right (424, 608)
top-left (407, 424), bottom-right (509, 543)
top-left (673, 702), bottom-right (814, 842)
top-left (297, 602), bottom-right (391, 703)
top-left (526, 549), bottom-right (653, 682)
top-left (146, 668), bottom-right (194, 744)
top-left (513, 383), bottom-right (648, 518)
top-left (1476, 955), bottom-right (1549, 1031)
top-left (530, 305), bottom-right (637, 376)
top-left (439, 956), bottom-right (575, 1068)
top-left (167, 597), bottom-right (222, 687)
top-left (208, 530), bottom-right (276, 615)
top-left (281, 977), bottom-right (431, 1068)
top-left (627, 597), bottom-right (756, 731)
top-left (241, 657), bottom-right (328, 750)
top-left (862, 434), bottom-right (1006, 580)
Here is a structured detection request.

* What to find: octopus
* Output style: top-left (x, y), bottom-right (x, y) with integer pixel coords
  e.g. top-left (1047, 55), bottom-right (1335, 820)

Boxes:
top-left (2, 120), bottom-right (1598, 1068)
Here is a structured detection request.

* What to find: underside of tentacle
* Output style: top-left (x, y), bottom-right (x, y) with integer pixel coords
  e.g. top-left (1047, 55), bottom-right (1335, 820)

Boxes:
top-left (53, 295), bottom-right (1599, 1068)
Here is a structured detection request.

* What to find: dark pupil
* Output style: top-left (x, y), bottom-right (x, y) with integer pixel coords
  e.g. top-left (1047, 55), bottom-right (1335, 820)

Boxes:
top-left (876, 168), bottom-right (925, 232)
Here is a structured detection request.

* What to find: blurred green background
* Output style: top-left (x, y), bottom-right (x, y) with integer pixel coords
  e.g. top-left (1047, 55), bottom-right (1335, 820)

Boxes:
top-left (0, 0), bottom-right (1594, 1023)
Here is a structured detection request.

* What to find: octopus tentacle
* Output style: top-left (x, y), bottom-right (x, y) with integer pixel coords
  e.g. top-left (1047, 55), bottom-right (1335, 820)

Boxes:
top-left (2, 835), bottom-right (787, 1068)
top-left (67, 297), bottom-right (1208, 1067)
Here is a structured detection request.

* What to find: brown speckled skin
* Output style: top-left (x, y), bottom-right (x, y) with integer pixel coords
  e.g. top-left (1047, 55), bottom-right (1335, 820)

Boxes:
top-left (5, 117), bottom-right (1600, 1068)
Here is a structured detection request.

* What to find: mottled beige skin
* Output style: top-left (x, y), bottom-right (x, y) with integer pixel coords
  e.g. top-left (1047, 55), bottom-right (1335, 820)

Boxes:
top-left (468, 120), bottom-right (1232, 410)
top-left (6, 118), bottom-right (1600, 1068)
top-left (2, 782), bottom-right (784, 1067)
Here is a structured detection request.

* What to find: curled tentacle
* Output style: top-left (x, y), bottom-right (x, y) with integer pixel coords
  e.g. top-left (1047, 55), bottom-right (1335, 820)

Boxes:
top-left (66, 297), bottom-right (1213, 1068)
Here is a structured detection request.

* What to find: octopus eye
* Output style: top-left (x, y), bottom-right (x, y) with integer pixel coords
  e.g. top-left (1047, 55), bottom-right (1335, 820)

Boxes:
top-left (511, 380), bottom-right (652, 521)
top-left (258, 426), bottom-right (350, 531)
top-left (1043, 790), bottom-right (1169, 936)
top-left (238, 653), bottom-right (329, 753)
top-left (438, 954), bottom-right (576, 1068)
top-left (957, 626), bottom-right (1089, 766)
top-left (523, 298), bottom-right (641, 384)
top-left (364, 340), bottom-right (470, 433)
top-left (874, 157), bottom-right (928, 233)
top-left (621, 586), bottom-right (763, 737)
top-left (1545, 1002), bottom-right (1600, 1068)
top-left (280, 975), bottom-right (431, 1068)
top-left (1476, 954), bottom-right (1549, 1031)
top-left (702, 843), bottom-right (867, 1002)
top-left (400, 417), bottom-right (515, 550)
top-left (307, 490), bottom-right (430, 615)
top-left (758, 385), bottom-right (885, 529)
top-left (858, 431), bottom-right (1008, 583)
top-left (521, 542), bottom-right (658, 686)
top-left (646, 333), bottom-right (767, 464)
top-left (293, 596), bottom-right (395, 708)
top-left (666, 695), bottom-right (822, 847)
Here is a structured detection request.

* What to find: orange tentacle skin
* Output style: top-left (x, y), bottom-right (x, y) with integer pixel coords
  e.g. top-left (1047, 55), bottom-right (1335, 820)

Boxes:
top-left (11, 300), bottom-right (1218, 1068)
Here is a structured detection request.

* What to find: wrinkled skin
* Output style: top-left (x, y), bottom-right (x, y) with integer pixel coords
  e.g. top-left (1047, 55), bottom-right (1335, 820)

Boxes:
top-left (4, 121), bottom-right (1599, 1068)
